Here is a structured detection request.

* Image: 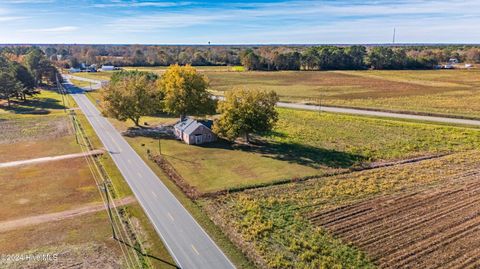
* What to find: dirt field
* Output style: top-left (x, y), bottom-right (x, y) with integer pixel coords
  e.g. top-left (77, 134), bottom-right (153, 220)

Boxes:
top-left (309, 169), bottom-right (480, 268)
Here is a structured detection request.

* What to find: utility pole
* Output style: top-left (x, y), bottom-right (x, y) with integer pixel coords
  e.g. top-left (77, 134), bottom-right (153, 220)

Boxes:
top-left (102, 180), bottom-right (117, 240)
top-left (158, 138), bottom-right (162, 156)
top-left (393, 27), bottom-right (396, 44)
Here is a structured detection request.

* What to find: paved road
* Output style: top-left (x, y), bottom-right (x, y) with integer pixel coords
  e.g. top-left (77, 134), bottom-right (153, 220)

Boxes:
top-left (65, 74), bottom-right (104, 90)
top-left (64, 77), bottom-right (235, 269)
top-left (277, 102), bottom-right (480, 127)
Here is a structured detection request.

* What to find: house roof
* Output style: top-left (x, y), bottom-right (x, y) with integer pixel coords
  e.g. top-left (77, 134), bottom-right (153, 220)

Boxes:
top-left (174, 118), bottom-right (195, 132)
top-left (183, 122), bottom-right (203, 136)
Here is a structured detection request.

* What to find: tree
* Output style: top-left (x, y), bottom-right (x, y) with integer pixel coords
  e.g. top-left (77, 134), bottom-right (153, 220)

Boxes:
top-left (158, 64), bottom-right (214, 119)
top-left (24, 48), bottom-right (45, 86)
top-left (10, 62), bottom-right (36, 100)
top-left (465, 48), bottom-right (480, 63)
top-left (213, 88), bottom-right (279, 143)
top-left (345, 45), bottom-right (367, 69)
top-left (100, 72), bottom-right (161, 126)
top-left (366, 47), bottom-right (395, 69)
top-left (240, 49), bottom-right (262, 70)
top-left (0, 71), bottom-right (22, 107)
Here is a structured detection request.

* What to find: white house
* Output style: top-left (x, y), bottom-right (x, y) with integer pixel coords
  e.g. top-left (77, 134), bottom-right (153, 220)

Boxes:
top-left (173, 118), bottom-right (216, 145)
top-left (100, 65), bottom-right (115, 71)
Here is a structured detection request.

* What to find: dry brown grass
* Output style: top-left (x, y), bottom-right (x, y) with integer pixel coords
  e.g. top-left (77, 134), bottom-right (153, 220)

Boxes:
top-left (0, 211), bottom-right (111, 253)
top-left (0, 158), bottom-right (101, 220)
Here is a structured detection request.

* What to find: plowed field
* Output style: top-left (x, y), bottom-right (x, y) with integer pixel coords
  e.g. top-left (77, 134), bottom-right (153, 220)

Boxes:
top-left (309, 170), bottom-right (480, 268)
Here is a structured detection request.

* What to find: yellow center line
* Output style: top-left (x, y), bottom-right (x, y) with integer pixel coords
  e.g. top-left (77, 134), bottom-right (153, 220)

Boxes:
top-left (191, 244), bottom-right (200, 256)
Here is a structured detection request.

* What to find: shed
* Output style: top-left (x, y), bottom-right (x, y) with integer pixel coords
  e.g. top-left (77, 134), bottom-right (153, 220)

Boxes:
top-left (69, 68), bottom-right (81, 73)
top-left (101, 65), bottom-right (115, 71)
top-left (174, 118), bottom-right (216, 145)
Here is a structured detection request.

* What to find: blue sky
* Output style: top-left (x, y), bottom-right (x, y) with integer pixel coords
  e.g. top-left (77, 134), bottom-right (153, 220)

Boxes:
top-left (1, 0), bottom-right (479, 44)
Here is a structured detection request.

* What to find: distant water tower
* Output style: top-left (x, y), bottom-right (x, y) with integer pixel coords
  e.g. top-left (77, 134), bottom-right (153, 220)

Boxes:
top-left (208, 41), bottom-right (211, 45)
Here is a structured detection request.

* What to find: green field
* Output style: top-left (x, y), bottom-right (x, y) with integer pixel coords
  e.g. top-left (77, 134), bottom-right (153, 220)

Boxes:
top-left (77, 67), bottom-right (480, 118)
top-left (118, 108), bottom-right (480, 193)
top-left (71, 71), bottom-right (113, 81)
top-left (203, 150), bottom-right (480, 268)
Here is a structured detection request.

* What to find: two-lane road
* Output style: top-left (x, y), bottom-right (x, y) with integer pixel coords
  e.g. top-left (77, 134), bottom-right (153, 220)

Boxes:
top-left (64, 77), bottom-right (235, 269)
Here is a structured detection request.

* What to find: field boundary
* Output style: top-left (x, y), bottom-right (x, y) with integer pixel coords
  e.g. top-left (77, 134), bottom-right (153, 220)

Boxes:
top-left (150, 149), bottom-right (449, 199)
top-left (300, 102), bottom-right (480, 122)
top-left (203, 153), bottom-right (450, 197)
top-left (0, 150), bottom-right (104, 168)
top-left (0, 196), bottom-right (136, 233)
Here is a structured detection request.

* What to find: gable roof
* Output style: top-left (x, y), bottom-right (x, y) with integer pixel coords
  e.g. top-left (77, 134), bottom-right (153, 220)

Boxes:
top-left (174, 118), bottom-right (195, 132)
top-left (183, 122), bottom-right (203, 136)
top-left (183, 120), bottom-right (214, 136)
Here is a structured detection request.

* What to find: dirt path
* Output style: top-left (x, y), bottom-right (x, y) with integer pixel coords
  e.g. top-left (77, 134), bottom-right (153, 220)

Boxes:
top-left (0, 149), bottom-right (104, 168)
top-left (0, 196), bottom-right (136, 233)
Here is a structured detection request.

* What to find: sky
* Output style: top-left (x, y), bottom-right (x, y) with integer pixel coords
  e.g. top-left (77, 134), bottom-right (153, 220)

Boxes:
top-left (1, 0), bottom-right (479, 44)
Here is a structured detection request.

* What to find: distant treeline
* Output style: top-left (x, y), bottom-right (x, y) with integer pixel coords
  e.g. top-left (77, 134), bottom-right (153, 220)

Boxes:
top-left (2, 44), bottom-right (479, 71)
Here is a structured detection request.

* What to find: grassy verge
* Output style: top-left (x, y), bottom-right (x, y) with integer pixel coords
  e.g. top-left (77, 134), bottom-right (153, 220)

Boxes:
top-left (69, 97), bottom-right (175, 267)
top-left (70, 78), bottom-right (95, 89)
top-left (128, 141), bottom-right (256, 269)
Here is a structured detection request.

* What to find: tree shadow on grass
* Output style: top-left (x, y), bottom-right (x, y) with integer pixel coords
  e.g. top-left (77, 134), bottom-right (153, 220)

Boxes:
top-left (1, 97), bottom-right (66, 114)
top-left (197, 139), bottom-right (366, 169)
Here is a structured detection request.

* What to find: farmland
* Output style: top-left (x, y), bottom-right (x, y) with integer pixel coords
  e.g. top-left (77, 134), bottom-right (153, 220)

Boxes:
top-left (0, 89), bottom-right (175, 268)
top-left (78, 66), bottom-right (480, 268)
top-left (114, 107), bottom-right (480, 193)
top-left (203, 150), bottom-right (480, 268)
top-left (77, 68), bottom-right (480, 118)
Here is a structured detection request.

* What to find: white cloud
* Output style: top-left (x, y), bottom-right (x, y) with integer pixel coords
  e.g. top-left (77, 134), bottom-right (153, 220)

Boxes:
top-left (93, 1), bottom-right (191, 8)
top-left (4, 0), bottom-right (55, 3)
top-left (107, 13), bottom-right (230, 31)
top-left (0, 16), bottom-right (26, 21)
top-left (22, 26), bottom-right (78, 33)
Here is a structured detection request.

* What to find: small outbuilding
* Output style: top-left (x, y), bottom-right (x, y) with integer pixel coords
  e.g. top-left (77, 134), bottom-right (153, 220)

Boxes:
top-left (174, 118), bottom-right (216, 145)
top-left (69, 67), bottom-right (81, 73)
top-left (101, 65), bottom-right (115, 71)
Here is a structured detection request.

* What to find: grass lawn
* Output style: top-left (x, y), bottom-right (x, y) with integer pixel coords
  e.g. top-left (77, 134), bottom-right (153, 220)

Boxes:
top-left (119, 108), bottom-right (480, 193)
top-left (70, 78), bottom-right (95, 89)
top-left (71, 71), bottom-right (113, 81)
top-left (202, 150), bottom-right (480, 268)
top-left (0, 89), bottom-right (68, 116)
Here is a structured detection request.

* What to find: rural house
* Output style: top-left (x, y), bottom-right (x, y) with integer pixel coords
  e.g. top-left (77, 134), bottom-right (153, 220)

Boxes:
top-left (174, 118), bottom-right (216, 145)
